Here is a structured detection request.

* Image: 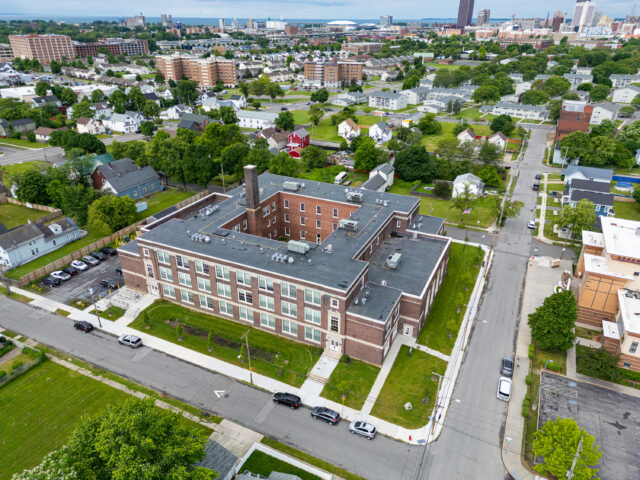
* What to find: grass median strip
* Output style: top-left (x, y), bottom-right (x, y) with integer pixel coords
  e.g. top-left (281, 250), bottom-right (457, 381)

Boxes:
top-left (241, 450), bottom-right (321, 480)
top-left (130, 300), bottom-right (322, 387)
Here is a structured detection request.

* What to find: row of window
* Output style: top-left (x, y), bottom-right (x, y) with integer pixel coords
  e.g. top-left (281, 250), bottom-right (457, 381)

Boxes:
top-left (282, 199), bottom-right (340, 218)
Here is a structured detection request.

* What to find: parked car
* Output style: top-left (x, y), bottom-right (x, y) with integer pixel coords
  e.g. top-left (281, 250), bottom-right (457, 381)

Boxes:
top-left (100, 277), bottom-right (119, 290)
top-left (311, 406), bottom-right (340, 425)
top-left (497, 376), bottom-right (512, 402)
top-left (115, 267), bottom-right (123, 276)
top-left (82, 255), bottom-right (99, 267)
top-left (527, 220), bottom-right (536, 230)
top-left (280, 106), bottom-right (288, 111)
top-left (51, 270), bottom-right (71, 282)
top-left (534, 173), bottom-right (542, 180)
top-left (349, 421), bottom-right (377, 440)
top-left (118, 334), bottom-right (142, 348)
top-left (101, 247), bottom-right (117, 256)
top-left (41, 276), bottom-right (61, 287)
top-left (71, 259), bottom-right (89, 270)
top-left (91, 251), bottom-right (107, 262)
top-left (532, 182), bottom-right (540, 191)
top-left (501, 357), bottom-right (514, 377)
top-left (74, 321), bottom-right (94, 333)
top-left (62, 266), bottom-right (78, 276)
top-left (272, 392), bottom-right (301, 409)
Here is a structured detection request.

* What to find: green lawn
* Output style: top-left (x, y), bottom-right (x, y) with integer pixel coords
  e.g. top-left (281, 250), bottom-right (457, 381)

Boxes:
top-left (418, 195), bottom-right (496, 228)
top-left (0, 161), bottom-right (50, 185)
top-left (134, 188), bottom-right (195, 222)
top-left (546, 183), bottom-right (563, 194)
top-left (130, 300), bottom-right (323, 387)
top-left (292, 110), bottom-right (311, 124)
top-left (453, 107), bottom-right (484, 121)
top-left (370, 346), bottom-right (447, 429)
top-left (0, 138), bottom-right (46, 149)
top-left (0, 203), bottom-right (51, 229)
top-left (548, 173), bottom-right (562, 180)
top-left (613, 201), bottom-right (640, 221)
top-left (532, 343), bottom-right (567, 375)
top-left (310, 118), bottom-right (342, 142)
top-left (421, 121), bottom-right (493, 151)
top-left (417, 243), bottom-right (483, 354)
top-left (241, 450), bottom-right (320, 480)
top-left (387, 178), bottom-right (418, 196)
top-left (426, 62), bottom-right (461, 70)
top-left (321, 357), bottom-right (380, 409)
top-left (93, 305), bottom-right (126, 321)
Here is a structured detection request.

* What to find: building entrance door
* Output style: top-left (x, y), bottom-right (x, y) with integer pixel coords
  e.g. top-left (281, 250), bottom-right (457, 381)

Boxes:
top-left (328, 338), bottom-right (341, 352)
top-left (403, 324), bottom-right (413, 337)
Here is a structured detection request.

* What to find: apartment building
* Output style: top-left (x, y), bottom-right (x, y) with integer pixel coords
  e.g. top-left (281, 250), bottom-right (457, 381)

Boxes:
top-left (8, 34), bottom-right (74, 64)
top-left (118, 166), bottom-right (450, 366)
top-left (368, 91), bottom-right (408, 110)
top-left (576, 218), bottom-right (640, 372)
top-left (303, 60), bottom-right (363, 88)
top-left (0, 44), bottom-right (13, 62)
top-left (156, 54), bottom-right (237, 87)
top-left (73, 38), bottom-right (149, 57)
top-left (341, 42), bottom-right (385, 55)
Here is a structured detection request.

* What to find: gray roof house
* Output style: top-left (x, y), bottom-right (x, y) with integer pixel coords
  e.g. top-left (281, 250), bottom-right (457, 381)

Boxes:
top-left (0, 118), bottom-right (36, 136)
top-left (361, 161), bottom-right (396, 193)
top-left (562, 165), bottom-right (613, 185)
top-left (92, 157), bottom-right (161, 200)
top-left (452, 173), bottom-right (484, 198)
top-left (0, 217), bottom-right (84, 269)
top-left (562, 178), bottom-right (614, 217)
top-left (195, 440), bottom-right (237, 480)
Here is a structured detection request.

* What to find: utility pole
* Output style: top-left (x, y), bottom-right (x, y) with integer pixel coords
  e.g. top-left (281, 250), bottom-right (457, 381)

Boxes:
top-left (241, 329), bottom-right (253, 384)
top-left (566, 435), bottom-right (584, 480)
top-left (88, 288), bottom-right (102, 328)
top-left (0, 260), bottom-right (11, 296)
top-left (429, 372), bottom-right (444, 439)
top-left (220, 162), bottom-right (226, 193)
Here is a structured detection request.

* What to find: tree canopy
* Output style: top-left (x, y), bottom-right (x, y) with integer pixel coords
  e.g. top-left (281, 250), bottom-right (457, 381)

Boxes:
top-left (87, 195), bottom-right (138, 236)
top-left (528, 290), bottom-right (577, 351)
top-left (394, 145), bottom-right (437, 182)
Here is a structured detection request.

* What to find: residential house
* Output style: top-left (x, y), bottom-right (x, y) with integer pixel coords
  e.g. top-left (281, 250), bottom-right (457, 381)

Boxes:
top-left (562, 165), bottom-right (613, 186)
top-left (368, 91), bottom-right (408, 111)
top-left (143, 92), bottom-right (161, 105)
top-left (361, 162), bottom-right (395, 192)
top-left (457, 128), bottom-right (476, 144)
top-left (563, 73), bottom-right (593, 89)
top-left (237, 110), bottom-right (278, 130)
top-left (257, 127), bottom-right (290, 150)
top-left (369, 121), bottom-right (392, 143)
top-left (76, 117), bottom-right (105, 135)
top-left (487, 132), bottom-right (507, 150)
top-left (159, 104), bottom-right (193, 121)
top-left (34, 126), bottom-right (67, 142)
top-left (287, 128), bottom-right (310, 154)
top-left (92, 157), bottom-right (161, 199)
top-left (195, 441), bottom-right (237, 480)
top-left (333, 91), bottom-right (368, 107)
top-left (417, 103), bottom-right (445, 114)
top-left (400, 87), bottom-right (431, 105)
top-left (202, 95), bottom-right (236, 112)
top-left (590, 102), bottom-right (620, 125)
top-left (177, 113), bottom-right (211, 132)
top-left (424, 87), bottom-right (474, 103)
top-left (609, 74), bottom-right (640, 88)
top-left (0, 217), bottom-right (85, 269)
top-left (228, 95), bottom-right (247, 109)
top-left (338, 118), bottom-right (361, 139)
top-left (556, 101), bottom-right (594, 141)
top-left (103, 112), bottom-right (143, 133)
top-left (0, 118), bottom-right (36, 136)
top-left (515, 81), bottom-right (533, 95)
top-left (479, 102), bottom-right (548, 120)
top-left (562, 179), bottom-right (614, 216)
top-left (452, 173), bottom-right (484, 198)
top-left (91, 102), bottom-right (112, 119)
top-left (31, 95), bottom-right (61, 108)
top-left (612, 85), bottom-right (640, 104)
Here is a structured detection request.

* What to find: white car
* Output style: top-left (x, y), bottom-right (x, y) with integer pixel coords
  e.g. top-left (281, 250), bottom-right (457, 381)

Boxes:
top-left (348, 421), bottom-right (377, 440)
top-left (497, 376), bottom-right (512, 402)
top-left (51, 270), bottom-right (71, 281)
top-left (527, 220), bottom-right (536, 230)
top-left (71, 260), bottom-right (88, 271)
top-left (118, 334), bottom-right (142, 348)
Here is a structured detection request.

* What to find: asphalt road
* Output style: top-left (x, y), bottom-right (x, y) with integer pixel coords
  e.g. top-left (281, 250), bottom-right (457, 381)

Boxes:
top-left (0, 297), bottom-right (423, 480)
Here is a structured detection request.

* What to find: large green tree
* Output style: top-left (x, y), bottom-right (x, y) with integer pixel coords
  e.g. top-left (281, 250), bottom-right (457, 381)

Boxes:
top-left (35, 80), bottom-right (49, 97)
top-left (528, 290), bottom-right (577, 351)
top-left (543, 76), bottom-right (571, 97)
top-left (87, 195), bottom-right (138, 235)
top-left (557, 198), bottom-right (597, 242)
top-left (417, 114), bottom-right (443, 135)
top-left (394, 144), bottom-right (437, 182)
top-left (520, 89), bottom-right (550, 105)
top-left (269, 152), bottom-right (300, 176)
top-left (275, 111), bottom-right (294, 131)
top-left (354, 137), bottom-right (384, 172)
top-left (301, 145), bottom-right (328, 170)
top-left (533, 418), bottom-right (601, 480)
top-left (490, 114), bottom-right (514, 136)
top-left (471, 85), bottom-right (501, 103)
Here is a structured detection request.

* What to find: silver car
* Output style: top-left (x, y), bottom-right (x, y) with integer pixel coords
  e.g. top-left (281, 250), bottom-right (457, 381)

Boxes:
top-left (118, 335), bottom-right (142, 348)
top-left (349, 421), bottom-right (376, 440)
top-left (71, 259), bottom-right (88, 271)
top-left (82, 255), bottom-right (99, 266)
top-left (51, 270), bottom-right (71, 281)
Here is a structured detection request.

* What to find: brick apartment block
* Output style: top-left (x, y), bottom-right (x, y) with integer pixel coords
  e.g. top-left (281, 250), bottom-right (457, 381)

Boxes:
top-left (9, 34), bottom-right (74, 64)
top-left (155, 54), bottom-right (237, 87)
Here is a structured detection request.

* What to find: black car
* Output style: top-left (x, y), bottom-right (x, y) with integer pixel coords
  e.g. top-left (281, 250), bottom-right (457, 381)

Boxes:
top-left (101, 247), bottom-right (117, 256)
top-left (91, 251), bottom-right (107, 262)
top-left (62, 266), bottom-right (78, 276)
top-left (280, 106), bottom-right (288, 111)
top-left (311, 406), bottom-right (340, 425)
top-left (501, 357), bottom-right (514, 377)
top-left (41, 276), bottom-right (61, 287)
top-left (115, 267), bottom-right (123, 276)
top-left (100, 277), bottom-right (119, 290)
top-left (273, 392), bottom-right (301, 409)
top-left (74, 321), bottom-right (94, 333)
top-left (534, 173), bottom-right (542, 180)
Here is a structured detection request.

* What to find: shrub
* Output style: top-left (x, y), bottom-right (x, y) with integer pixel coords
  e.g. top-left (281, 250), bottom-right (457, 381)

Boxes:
top-left (0, 370), bottom-right (6, 379)
top-left (22, 347), bottom-right (40, 359)
top-left (528, 344), bottom-right (535, 359)
top-left (522, 406), bottom-right (530, 418)
top-left (525, 375), bottom-right (533, 385)
top-left (11, 360), bottom-right (24, 371)
top-left (524, 394), bottom-right (531, 403)
top-left (340, 354), bottom-right (352, 364)
top-left (176, 323), bottom-right (183, 339)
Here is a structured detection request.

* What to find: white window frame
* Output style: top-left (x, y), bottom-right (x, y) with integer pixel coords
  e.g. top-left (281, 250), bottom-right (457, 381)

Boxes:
top-left (260, 313), bottom-right (276, 329)
top-left (284, 213), bottom-right (290, 223)
top-left (159, 266), bottom-right (173, 282)
top-left (300, 202), bottom-right (305, 212)
top-left (199, 295), bottom-right (213, 310)
top-left (176, 255), bottom-right (190, 269)
top-left (300, 230), bottom-right (306, 239)
top-left (156, 249), bottom-right (171, 264)
top-left (162, 284), bottom-right (175, 298)
top-left (281, 300), bottom-right (297, 318)
top-left (238, 289), bottom-right (253, 304)
top-left (282, 319), bottom-right (298, 336)
top-left (197, 277), bottom-right (211, 293)
top-left (316, 205), bottom-right (322, 215)
top-left (217, 283), bottom-right (231, 298)
top-left (178, 271), bottom-right (192, 288)
top-left (236, 270), bottom-right (252, 286)
top-left (259, 294), bottom-right (274, 311)
top-left (281, 282), bottom-right (297, 299)
top-left (215, 265), bottom-right (230, 281)
top-left (284, 199), bottom-right (289, 209)
top-left (195, 260), bottom-right (209, 275)
top-left (180, 289), bottom-right (194, 304)
top-left (258, 276), bottom-right (274, 292)
top-left (219, 301), bottom-right (233, 316)
top-left (305, 288), bottom-right (322, 306)
top-left (330, 315), bottom-right (339, 332)
top-left (284, 226), bottom-right (290, 236)
top-left (143, 248), bottom-right (150, 256)
top-left (300, 216), bottom-right (306, 226)
top-left (332, 208), bottom-right (338, 218)
top-left (239, 306), bottom-right (254, 322)
top-left (305, 307), bottom-right (321, 325)
top-left (305, 326), bottom-right (321, 343)
top-left (330, 298), bottom-right (339, 308)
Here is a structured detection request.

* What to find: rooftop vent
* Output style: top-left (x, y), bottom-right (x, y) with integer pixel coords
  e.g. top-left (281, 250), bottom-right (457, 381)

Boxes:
top-left (386, 252), bottom-right (402, 269)
top-left (339, 219), bottom-right (359, 231)
top-left (283, 181), bottom-right (301, 192)
top-left (287, 240), bottom-right (310, 254)
top-left (346, 191), bottom-right (364, 203)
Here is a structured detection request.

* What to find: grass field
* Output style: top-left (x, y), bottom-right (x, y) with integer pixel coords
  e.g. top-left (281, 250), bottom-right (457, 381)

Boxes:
top-left (0, 203), bottom-right (51, 229)
top-left (417, 243), bottom-right (484, 354)
top-left (613, 201), bottom-right (640, 221)
top-left (134, 188), bottom-right (195, 222)
top-left (93, 305), bottom-right (125, 321)
top-left (419, 195), bottom-right (496, 228)
top-left (453, 107), bottom-right (484, 121)
top-left (426, 62), bottom-right (461, 70)
top-left (370, 346), bottom-right (447, 429)
top-left (321, 357), bottom-right (380, 409)
top-left (421, 121), bottom-right (493, 151)
top-left (241, 450), bottom-right (320, 480)
top-left (0, 138), bottom-right (47, 149)
top-left (0, 160), bottom-right (50, 185)
top-left (130, 300), bottom-right (323, 387)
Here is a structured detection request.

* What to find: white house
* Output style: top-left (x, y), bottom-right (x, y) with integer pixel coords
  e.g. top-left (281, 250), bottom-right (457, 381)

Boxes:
top-left (418, 103), bottom-right (445, 114)
top-left (338, 118), bottom-right (361, 139)
top-left (76, 117), bottom-right (105, 135)
top-left (360, 162), bottom-right (395, 192)
top-left (479, 102), bottom-right (548, 120)
top-left (368, 91), bottom-right (408, 111)
top-left (612, 85), bottom-right (640, 104)
top-left (457, 128), bottom-right (476, 144)
top-left (236, 110), bottom-right (278, 130)
top-left (228, 95), bottom-right (247, 109)
top-left (563, 73), bottom-right (593, 89)
top-left (369, 121), bottom-right (392, 143)
top-left (562, 165), bottom-right (613, 186)
top-left (609, 74), bottom-right (640, 88)
top-left (487, 132), bottom-right (507, 150)
top-left (452, 173), bottom-right (484, 198)
top-left (102, 111), bottom-right (144, 134)
top-left (589, 102), bottom-right (619, 125)
top-left (159, 104), bottom-right (193, 121)
top-left (400, 87), bottom-right (431, 105)
top-left (91, 102), bottom-right (112, 120)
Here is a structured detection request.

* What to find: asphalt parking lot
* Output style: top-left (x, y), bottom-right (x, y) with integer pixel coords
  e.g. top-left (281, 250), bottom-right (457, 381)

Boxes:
top-left (44, 254), bottom-right (124, 305)
top-left (539, 372), bottom-right (640, 480)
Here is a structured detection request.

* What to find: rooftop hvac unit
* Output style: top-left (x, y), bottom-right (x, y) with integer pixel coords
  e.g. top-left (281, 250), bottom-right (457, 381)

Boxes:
top-left (386, 252), bottom-right (402, 269)
top-left (339, 219), bottom-right (359, 231)
top-left (283, 181), bottom-right (301, 192)
top-left (346, 191), bottom-right (364, 203)
top-left (287, 240), bottom-right (310, 254)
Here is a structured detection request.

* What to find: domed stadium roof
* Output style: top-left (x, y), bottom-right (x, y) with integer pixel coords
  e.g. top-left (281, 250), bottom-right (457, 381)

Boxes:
top-left (327, 20), bottom-right (357, 25)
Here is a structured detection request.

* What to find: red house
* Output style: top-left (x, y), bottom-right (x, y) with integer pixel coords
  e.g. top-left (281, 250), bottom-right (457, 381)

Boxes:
top-left (287, 128), bottom-right (310, 154)
top-left (556, 101), bottom-right (593, 142)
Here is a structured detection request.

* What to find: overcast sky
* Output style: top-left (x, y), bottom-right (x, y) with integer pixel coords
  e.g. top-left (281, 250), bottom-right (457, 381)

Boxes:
top-left (1, 0), bottom-right (636, 20)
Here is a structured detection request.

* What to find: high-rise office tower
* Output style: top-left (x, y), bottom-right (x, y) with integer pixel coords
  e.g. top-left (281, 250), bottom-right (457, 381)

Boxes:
top-left (457, 0), bottom-right (475, 28)
top-left (571, 0), bottom-right (596, 31)
top-left (380, 15), bottom-right (393, 28)
top-left (477, 9), bottom-right (490, 25)
top-left (231, 17), bottom-right (239, 30)
top-left (219, 18), bottom-right (225, 32)
top-left (552, 10), bottom-right (567, 31)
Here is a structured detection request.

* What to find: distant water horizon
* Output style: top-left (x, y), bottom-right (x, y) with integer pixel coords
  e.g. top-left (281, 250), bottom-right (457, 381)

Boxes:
top-left (0, 14), bottom-right (509, 25)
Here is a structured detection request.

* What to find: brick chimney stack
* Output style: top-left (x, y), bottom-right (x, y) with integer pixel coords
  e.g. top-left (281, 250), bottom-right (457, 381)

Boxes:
top-left (243, 165), bottom-right (262, 236)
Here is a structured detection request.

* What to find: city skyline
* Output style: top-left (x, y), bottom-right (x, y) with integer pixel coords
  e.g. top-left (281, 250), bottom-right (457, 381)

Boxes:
top-left (1, 0), bottom-right (636, 20)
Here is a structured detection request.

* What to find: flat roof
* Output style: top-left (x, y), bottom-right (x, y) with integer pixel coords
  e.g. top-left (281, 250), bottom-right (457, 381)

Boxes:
top-left (407, 215), bottom-right (445, 235)
top-left (135, 173), bottom-right (426, 292)
top-left (347, 282), bottom-right (402, 323)
top-left (618, 290), bottom-right (640, 335)
top-left (582, 230), bottom-right (604, 248)
top-left (583, 254), bottom-right (634, 280)
top-left (601, 217), bottom-right (640, 260)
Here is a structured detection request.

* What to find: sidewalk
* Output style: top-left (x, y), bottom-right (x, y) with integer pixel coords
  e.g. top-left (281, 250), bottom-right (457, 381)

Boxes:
top-left (501, 255), bottom-right (572, 480)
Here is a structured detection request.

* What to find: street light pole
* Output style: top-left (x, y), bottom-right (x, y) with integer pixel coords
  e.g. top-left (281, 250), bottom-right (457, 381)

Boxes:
top-left (1, 260), bottom-right (11, 296)
top-left (241, 329), bottom-right (253, 384)
top-left (89, 288), bottom-right (102, 328)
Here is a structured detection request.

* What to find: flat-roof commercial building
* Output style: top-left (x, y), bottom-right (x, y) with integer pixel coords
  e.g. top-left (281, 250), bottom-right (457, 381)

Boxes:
top-left (156, 54), bottom-right (237, 87)
top-left (119, 167), bottom-right (450, 365)
top-left (73, 38), bottom-right (149, 57)
top-left (8, 34), bottom-right (74, 64)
